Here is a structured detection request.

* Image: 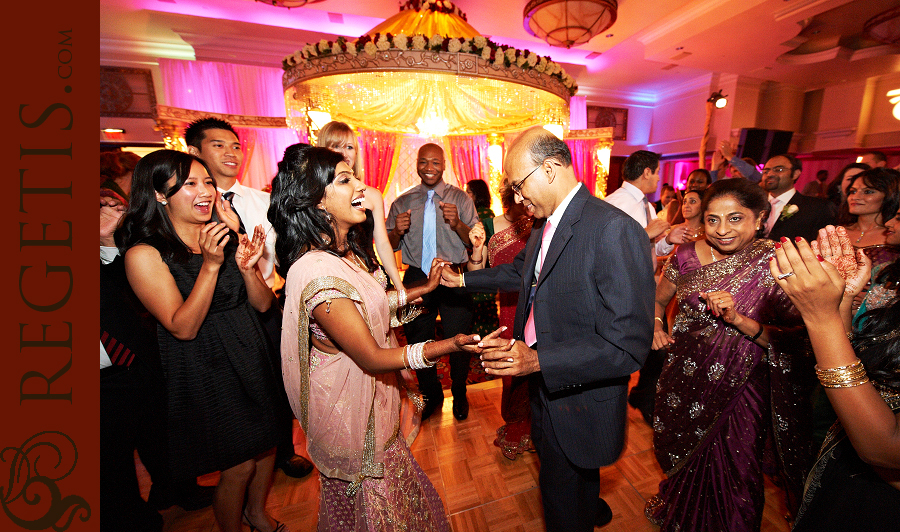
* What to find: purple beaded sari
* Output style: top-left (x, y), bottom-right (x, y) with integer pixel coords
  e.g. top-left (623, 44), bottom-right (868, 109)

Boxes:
top-left (646, 239), bottom-right (815, 532)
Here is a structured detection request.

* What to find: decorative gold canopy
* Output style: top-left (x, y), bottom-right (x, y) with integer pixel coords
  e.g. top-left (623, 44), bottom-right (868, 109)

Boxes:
top-left (282, 0), bottom-right (574, 137)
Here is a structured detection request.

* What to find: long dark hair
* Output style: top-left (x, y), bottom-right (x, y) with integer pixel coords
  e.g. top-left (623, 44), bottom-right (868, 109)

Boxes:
top-left (115, 149), bottom-right (222, 263)
top-left (842, 167), bottom-right (900, 227)
top-left (466, 179), bottom-right (491, 209)
top-left (268, 145), bottom-right (376, 279)
top-left (700, 178), bottom-right (769, 239)
top-left (832, 162), bottom-right (871, 224)
top-left (854, 259), bottom-right (900, 388)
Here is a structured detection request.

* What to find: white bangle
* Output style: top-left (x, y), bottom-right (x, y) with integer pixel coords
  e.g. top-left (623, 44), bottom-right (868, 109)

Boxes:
top-left (406, 340), bottom-right (435, 370)
top-left (398, 288), bottom-right (407, 308)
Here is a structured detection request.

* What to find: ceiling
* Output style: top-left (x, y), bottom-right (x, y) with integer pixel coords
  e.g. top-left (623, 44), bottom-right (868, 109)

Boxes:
top-left (100, 0), bottom-right (900, 107)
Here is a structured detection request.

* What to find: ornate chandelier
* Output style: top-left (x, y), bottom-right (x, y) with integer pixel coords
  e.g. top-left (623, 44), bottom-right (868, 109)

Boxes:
top-left (523, 0), bottom-right (618, 49)
top-left (281, 0), bottom-right (575, 137)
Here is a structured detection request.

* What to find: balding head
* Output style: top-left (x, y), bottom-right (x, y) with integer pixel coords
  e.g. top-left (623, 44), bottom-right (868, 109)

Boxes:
top-left (504, 127), bottom-right (577, 219)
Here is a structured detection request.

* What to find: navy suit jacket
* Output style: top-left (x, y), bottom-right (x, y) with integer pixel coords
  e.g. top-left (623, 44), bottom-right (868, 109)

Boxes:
top-left (464, 186), bottom-right (655, 468)
top-left (767, 192), bottom-right (837, 243)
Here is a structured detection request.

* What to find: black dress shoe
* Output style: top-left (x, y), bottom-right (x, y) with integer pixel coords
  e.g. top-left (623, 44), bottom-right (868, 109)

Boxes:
top-left (420, 396), bottom-right (444, 422)
top-left (277, 454), bottom-right (314, 479)
top-left (595, 497), bottom-right (613, 527)
top-left (452, 395), bottom-right (469, 421)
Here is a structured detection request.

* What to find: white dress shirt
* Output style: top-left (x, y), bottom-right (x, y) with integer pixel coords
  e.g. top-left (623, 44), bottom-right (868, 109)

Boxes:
top-left (604, 181), bottom-right (674, 257)
top-left (220, 182), bottom-right (278, 288)
top-left (766, 188), bottom-right (797, 236)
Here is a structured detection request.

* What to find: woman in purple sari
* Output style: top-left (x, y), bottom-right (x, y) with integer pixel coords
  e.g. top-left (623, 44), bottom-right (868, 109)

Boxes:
top-left (645, 179), bottom-right (815, 531)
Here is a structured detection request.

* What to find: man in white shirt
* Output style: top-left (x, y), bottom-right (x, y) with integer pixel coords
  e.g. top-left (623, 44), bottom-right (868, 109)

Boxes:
top-left (185, 117), bottom-right (313, 479)
top-left (604, 150), bottom-right (688, 426)
top-left (604, 150), bottom-right (689, 259)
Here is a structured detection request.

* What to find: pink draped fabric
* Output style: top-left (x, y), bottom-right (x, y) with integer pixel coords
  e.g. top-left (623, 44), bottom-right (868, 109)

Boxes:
top-left (359, 128), bottom-right (400, 193)
top-left (233, 127), bottom-right (302, 190)
top-left (565, 139), bottom-right (597, 194)
top-left (158, 58), bottom-right (300, 190)
top-left (569, 96), bottom-right (587, 130)
top-left (445, 135), bottom-right (489, 186)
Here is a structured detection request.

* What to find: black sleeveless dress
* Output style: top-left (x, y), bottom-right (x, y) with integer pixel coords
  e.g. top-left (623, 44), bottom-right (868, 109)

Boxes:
top-left (159, 247), bottom-right (281, 480)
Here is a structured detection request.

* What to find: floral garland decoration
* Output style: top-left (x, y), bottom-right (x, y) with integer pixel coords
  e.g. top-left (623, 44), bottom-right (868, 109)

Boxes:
top-left (401, 0), bottom-right (467, 21)
top-left (283, 33), bottom-right (577, 95)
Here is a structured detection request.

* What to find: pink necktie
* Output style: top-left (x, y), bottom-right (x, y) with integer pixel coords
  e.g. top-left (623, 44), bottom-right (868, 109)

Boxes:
top-left (524, 220), bottom-right (553, 347)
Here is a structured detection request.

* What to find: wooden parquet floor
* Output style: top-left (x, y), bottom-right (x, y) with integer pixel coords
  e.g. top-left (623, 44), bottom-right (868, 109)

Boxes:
top-left (138, 375), bottom-right (793, 532)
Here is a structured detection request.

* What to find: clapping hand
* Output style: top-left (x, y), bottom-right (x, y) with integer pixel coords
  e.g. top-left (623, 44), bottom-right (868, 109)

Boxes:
top-left (236, 224), bottom-right (266, 271)
top-left (769, 236), bottom-right (845, 319)
top-left (199, 222), bottom-right (230, 266)
top-left (810, 226), bottom-right (870, 295)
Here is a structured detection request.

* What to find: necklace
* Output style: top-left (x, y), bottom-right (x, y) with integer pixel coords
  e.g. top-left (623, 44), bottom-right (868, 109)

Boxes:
top-left (345, 253), bottom-right (368, 271)
top-left (855, 221), bottom-right (881, 244)
top-left (709, 245), bottom-right (718, 262)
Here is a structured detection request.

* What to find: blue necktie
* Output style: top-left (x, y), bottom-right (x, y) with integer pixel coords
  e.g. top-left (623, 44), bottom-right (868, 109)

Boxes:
top-left (422, 189), bottom-right (436, 272)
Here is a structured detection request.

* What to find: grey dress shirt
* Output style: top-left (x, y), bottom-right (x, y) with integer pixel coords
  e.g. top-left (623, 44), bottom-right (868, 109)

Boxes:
top-left (386, 180), bottom-right (478, 268)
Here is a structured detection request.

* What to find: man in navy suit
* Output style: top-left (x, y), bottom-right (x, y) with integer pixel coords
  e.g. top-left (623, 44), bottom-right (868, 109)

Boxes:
top-left (442, 127), bottom-right (655, 531)
top-left (762, 154), bottom-right (836, 242)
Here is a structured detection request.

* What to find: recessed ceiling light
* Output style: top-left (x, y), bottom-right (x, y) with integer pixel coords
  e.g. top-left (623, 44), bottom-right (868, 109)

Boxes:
top-left (102, 128), bottom-right (125, 134)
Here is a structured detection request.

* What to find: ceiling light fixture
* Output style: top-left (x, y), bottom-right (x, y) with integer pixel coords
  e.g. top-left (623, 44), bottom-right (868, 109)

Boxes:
top-left (523, 0), bottom-right (618, 49)
top-left (254, 0), bottom-right (324, 8)
top-left (708, 90), bottom-right (728, 109)
top-left (283, 1), bottom-right (573, 136)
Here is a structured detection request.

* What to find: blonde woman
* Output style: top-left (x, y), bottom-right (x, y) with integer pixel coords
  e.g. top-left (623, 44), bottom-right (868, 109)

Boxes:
top-left (317, 121), bottom-right (404, 290)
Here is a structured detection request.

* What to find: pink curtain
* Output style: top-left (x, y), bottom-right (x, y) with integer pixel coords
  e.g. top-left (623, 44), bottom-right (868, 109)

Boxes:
top-left (445, 135), bottom-right (490, 186)
top-left (359, 128), bottom-right (400, 193)
top-left (234, 127), bottom-right (302, 190)
top-left (569, 96), bottom-right (587, 130)
top-left (565, 139), bottom-right (597, 194)
top-left (158, 58), bottom-right (299, 189)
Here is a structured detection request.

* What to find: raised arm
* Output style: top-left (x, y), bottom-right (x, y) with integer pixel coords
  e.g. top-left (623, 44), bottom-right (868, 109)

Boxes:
top-left (771, 237), bottom-right (900, 472)
top-left (466, 222), bottom-right (487, 271)
top-left (365, 186), bottom-right (405, 289)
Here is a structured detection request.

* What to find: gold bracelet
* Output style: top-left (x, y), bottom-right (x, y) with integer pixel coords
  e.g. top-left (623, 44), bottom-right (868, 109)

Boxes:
top-left (815, 358), bottom-right (870, 388)
top-left (459, 273), bottom-right (464, 288)
top-left (654, 316), bottom-right (664, 326)
top-left (469, 255), bottom-right (483, 265)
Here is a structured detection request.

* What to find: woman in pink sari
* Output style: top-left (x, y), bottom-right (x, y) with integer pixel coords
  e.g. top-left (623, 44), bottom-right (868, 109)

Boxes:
top-left (467, 180), bottom-right (534, 459)
top-left (268, 146), bottom-right (485, 531)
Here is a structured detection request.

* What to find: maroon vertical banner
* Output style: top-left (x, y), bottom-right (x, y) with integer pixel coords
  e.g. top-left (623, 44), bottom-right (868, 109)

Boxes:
top-left (2, 1), bottom-right (99, 531)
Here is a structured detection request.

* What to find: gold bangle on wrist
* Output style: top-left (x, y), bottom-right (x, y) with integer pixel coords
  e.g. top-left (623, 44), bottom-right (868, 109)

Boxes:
top-left (815, 358), bottom-right (869, 388)
top-left (654, 316), bottom-right (664, 327)
top-left (459, 273), bottom-right (464, 288)
top-left (469, 255), bottom-right (483, 265)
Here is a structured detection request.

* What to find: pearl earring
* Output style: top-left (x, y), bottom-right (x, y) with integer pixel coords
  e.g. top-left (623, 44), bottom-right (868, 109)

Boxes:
top-left (160, 200), bottom-right (168, 206)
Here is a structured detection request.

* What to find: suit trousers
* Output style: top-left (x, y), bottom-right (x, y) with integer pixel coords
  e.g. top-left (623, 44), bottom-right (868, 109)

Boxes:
top-left (531, 374), bottom-right (601, 532)
top-left (402, 266), bottom-right (474, 400)
top-left (101, 361), bottom-right (166, 531)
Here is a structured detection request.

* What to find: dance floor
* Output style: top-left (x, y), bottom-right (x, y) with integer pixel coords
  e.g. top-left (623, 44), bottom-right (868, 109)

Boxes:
top-left (138, 374), bottom-right (793, 531)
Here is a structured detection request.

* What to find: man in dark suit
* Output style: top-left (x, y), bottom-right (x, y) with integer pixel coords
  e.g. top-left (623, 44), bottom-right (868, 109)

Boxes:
top-left (441, 127), bottom-right (655, 531)
top-left (762, 154), bottom-right (836, 242)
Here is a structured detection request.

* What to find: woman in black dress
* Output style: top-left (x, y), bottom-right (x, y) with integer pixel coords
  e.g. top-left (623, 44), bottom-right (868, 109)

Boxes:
top-left (116, 150), bottom-right (285, 532)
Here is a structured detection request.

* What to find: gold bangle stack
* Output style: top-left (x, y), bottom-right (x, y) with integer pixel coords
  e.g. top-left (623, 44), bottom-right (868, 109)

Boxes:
top-left (815, 358), bottom-right (869, 388)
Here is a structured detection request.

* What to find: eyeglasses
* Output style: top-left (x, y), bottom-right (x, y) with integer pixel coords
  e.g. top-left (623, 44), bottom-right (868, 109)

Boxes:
top-left (761, 165), bottom-right (791, 175)
top-left (511, 163), bottom-right (543, 195)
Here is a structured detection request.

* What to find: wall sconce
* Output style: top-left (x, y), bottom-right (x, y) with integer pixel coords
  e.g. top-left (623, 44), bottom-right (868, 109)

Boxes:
top-left (707, 90), bottom-right (727, 109)
top-left (888, 89), bottom-right (900, 120)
